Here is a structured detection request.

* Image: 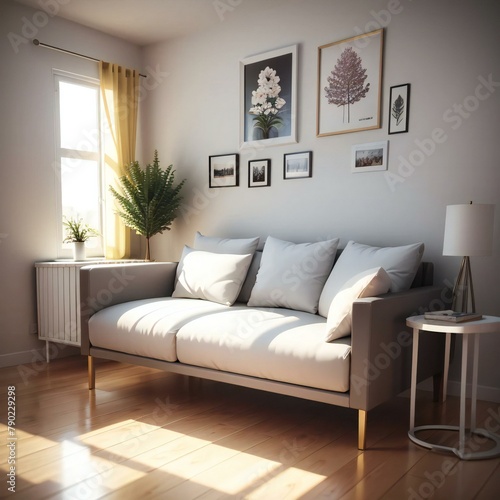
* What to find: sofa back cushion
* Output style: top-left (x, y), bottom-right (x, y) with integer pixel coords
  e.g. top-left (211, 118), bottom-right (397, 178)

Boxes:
top-left (193, 231), bottom-right (259, 255)
top-left (247, 236), bottom-right (340, 314)
top-left (318, 240), bottom-right (424, 317)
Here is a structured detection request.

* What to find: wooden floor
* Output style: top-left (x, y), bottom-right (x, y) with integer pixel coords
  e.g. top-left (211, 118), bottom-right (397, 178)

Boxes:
top-left (1, 356), bottom-right (499, 499)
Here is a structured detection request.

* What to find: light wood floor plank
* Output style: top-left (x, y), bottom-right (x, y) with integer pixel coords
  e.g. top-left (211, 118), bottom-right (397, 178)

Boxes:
top-left (162, 413), bottom-right (351, 499)
top-left (1, 356), bottom-right (499, 499)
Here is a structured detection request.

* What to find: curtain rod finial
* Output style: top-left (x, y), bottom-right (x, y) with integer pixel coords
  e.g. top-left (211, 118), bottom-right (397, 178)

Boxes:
top-left (33, 39), bottom-right (40, 46)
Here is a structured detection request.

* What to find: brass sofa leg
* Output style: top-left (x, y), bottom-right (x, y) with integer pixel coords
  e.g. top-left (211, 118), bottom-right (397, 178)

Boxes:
top-left (88, 355), bottom-right (95, 390)
top-left (358, 410), bottom-right (367, 450)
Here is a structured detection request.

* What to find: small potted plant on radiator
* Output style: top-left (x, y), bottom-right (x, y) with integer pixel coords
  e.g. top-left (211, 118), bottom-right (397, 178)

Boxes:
top-left (63, 217), bottom-right (99, 261)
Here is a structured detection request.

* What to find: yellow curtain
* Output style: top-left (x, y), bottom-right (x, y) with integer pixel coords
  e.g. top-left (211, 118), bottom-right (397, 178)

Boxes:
top-left (99, 61), bottom-right (139, 259)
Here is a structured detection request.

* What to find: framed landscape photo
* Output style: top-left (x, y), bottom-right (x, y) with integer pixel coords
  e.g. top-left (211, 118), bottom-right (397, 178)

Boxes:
top-left (283, 151), bottom-right (312, 179)
top-left (240, 44), bottom-right (297, 149)
top-left (388, 83), bottom-right (410, 134)
top-left (351, 141), bottom-right (388, 172)
top-left (209, 154), bottom-right (239, 188)
top-left (317, 29), bottom-right (383, 137)
top-left (248, 159), bottom-right (271, 188)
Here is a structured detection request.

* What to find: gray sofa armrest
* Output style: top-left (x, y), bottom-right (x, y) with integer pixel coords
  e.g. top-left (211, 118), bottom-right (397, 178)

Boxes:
top-left (80, 262), bottom-right (178, 355)
top-left (349, 285), bottom-right (445, 411)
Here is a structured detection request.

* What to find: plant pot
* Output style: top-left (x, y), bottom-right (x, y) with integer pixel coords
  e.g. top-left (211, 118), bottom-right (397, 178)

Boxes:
top-left (73, 242), bottom-right (86, 261)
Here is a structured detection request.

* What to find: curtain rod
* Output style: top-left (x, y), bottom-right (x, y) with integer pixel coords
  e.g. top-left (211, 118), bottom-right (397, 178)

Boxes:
top-left (33, 39), bottom-right (146, 78)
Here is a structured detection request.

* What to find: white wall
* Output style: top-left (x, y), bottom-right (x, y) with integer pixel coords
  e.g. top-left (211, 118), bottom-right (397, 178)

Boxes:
top-left (1, 0), bottom-right (499, 399)
top-left (0, 1), bottom-right (143, 365)
top-left (142, 0), bottom-right (500, 399)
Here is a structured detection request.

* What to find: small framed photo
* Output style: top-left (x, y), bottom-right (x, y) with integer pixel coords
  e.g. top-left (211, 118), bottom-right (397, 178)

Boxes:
top-left (351, 141), bottom-right (388, 172)
top-left (209, 154), bottom-right (239, 188)
top-left (388, 83), bottom-right (410, 134)
top-left (283, 151), bottom-right (312, 179)
top-left (248, 159), bottom-right (271, 188)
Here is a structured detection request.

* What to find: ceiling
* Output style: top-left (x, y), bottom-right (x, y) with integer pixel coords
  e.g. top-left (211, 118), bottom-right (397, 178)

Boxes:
top-left (14, 0), bottom-right (293, 46)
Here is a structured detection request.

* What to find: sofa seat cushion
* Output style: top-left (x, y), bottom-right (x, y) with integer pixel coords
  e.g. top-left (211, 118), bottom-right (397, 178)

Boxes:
top-left (89, 298), bottom-right (230, 362)
top-left (176, 307), bottom-right (351, 392)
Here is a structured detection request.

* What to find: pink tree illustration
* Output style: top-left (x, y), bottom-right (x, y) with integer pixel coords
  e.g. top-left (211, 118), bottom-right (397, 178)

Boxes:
top-left (324, 47), bottom-right (370, 123)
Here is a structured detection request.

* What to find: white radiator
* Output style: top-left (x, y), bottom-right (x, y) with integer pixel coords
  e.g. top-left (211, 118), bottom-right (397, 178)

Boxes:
top-left (36, 262), bottom-right (87, 348)
top-left (35, 260), bottom-right (141, 361)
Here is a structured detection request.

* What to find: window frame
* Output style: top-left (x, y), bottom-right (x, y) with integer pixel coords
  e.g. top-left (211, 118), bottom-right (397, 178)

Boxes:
top-left (53, 69), bottom-right (105, 259)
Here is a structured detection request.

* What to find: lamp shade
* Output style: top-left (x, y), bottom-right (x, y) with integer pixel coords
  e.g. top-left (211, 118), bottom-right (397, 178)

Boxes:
top-left (443, 203), bottom-right (495, 257)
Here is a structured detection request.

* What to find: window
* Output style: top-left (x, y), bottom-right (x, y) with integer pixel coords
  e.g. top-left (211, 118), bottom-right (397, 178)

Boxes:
top-left (54, 71), bottom-right (104, 257)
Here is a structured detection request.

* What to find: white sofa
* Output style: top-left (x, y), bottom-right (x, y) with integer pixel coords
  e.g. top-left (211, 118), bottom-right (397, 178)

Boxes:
top-left (80, 234), bottom-right (445, 450)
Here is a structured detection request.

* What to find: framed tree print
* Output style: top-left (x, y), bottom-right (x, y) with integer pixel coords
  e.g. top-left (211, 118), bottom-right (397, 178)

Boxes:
top-left (388, 83), bottom-right (410, 134)
top-left (209, 154), bottom-right (239, 188)
top-left (317, 29), bottom-right (383, 136)
top-left (248, 159), bottom-right (271, 187)
top-left (240, 45), bottom-right (297, 148)
top-left (283, 151), bottom-right (312, 179)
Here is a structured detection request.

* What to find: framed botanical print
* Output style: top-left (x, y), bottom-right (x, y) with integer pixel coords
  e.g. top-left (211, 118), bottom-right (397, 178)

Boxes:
top-left (240, 45), bottom-right (297, 148)
top-left (388, 83), bottom-right (410, 134)
top-left (317, 29), bottom-right (383, 136)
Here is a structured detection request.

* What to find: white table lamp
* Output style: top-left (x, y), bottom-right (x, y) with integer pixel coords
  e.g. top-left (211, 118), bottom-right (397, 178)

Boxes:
top-left (443, 202), bottom-right (494, 312)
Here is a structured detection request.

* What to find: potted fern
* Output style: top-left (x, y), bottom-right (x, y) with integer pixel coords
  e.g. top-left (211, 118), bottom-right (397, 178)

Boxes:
top-left (63, 217), bottom-right (99, 260)
top-left (110, 150), bottom-right (185, 260)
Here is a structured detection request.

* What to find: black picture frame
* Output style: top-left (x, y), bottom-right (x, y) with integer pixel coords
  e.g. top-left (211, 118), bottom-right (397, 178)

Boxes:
top-left (248, 159), bottom-right (271, 188)
top-left (388, 83), bottom-right (410, 134)
top-left (209, 154), bottom-right (239, 188)
top-left (283, 151), bottom-right (312, 179)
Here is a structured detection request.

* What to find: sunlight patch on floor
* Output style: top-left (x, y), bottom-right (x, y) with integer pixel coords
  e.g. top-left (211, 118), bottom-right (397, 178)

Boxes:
top-left (247, 466), bottom-right (327, 498)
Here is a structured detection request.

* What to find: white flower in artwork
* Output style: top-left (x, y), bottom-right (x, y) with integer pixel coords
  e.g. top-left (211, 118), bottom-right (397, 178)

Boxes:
top-left (251, 89), bottom-right (267, 106)
top-left (248, 65), bottom-right (286, 139)
top-left (258, 66), bottom-right (280, 86)
top-left (275, 97), bottom-right (286, 109)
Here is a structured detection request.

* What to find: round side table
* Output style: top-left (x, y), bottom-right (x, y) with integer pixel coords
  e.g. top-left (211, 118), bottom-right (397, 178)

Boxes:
top-left (406, 314), bottom-right (500, 460)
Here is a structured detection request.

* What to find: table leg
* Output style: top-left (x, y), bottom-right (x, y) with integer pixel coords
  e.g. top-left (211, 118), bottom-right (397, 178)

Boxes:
top-left (442, 332), bottom-right (451, 403)
top-left (410, 328), bottom-right (419, 431)
top-left (459, 334), bottom-right (469, 455)
top-left (471, 334), bottom-right (479, 432)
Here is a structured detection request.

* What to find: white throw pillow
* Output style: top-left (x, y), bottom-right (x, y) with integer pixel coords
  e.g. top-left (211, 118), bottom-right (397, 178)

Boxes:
top-left (325, 267), bottom-right (391, 342)
top-left (247, 236), bottom-right (340, 314)
top-left (237, 250), bottom-right (262, 303)
top-left (193, 232), bottom-right (259, 255)
top-left (318, 240), bottom-right (424, 317)
top-left (173, 246), bottom-right (253, 306)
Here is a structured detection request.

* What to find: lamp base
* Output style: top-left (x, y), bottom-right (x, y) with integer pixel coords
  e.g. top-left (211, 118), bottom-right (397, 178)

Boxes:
top-left (452, 256), bottom-right (475, 313)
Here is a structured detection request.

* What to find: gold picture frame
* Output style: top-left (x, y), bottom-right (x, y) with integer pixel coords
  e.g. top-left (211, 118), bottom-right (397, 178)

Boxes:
top-left (317, 29), bottom-right (384, 137)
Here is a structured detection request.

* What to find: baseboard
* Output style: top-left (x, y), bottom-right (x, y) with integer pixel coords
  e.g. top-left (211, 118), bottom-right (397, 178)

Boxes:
top-left (0, 345), bottom-right (80, 369)
top-left (417, 377), bottom-right (500, 404)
